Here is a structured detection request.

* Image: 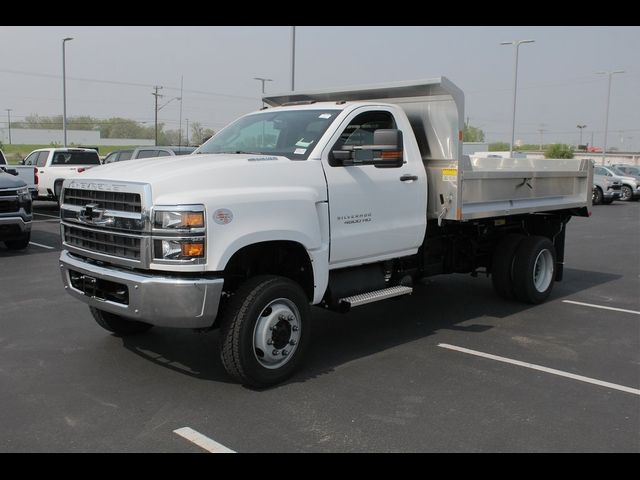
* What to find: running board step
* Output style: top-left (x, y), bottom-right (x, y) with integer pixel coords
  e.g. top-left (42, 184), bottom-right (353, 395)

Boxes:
top-left (340, 285), bottom-right (413, 308)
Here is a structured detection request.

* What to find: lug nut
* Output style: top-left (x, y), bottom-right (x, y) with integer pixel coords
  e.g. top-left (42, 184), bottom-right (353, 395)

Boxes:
top-left (282, 350), bottom-right (289, 356)
top-left (292, 325), bottom-right (299, 331)
top-left (272, 349), bottom-right (280, 356)
top-left (287, 314), bottom-right (295, 321)
top-left (289, 339), bottom-right (296, 345)
top-left (267, 339), bottom-right (273, 345)
top-left (278, 313), bottom-right (286, 320)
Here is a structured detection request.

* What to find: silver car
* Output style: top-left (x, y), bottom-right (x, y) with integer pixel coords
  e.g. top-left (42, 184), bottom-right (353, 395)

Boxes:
top-left (595, 165), bottom-right (639, 202)
top-left (593, 166), bottom-right (622, 204)
top-left (607, 164), bottom-right (640, 201)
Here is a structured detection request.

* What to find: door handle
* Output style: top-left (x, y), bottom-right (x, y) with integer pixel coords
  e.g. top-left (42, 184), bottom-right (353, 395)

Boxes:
top-left (400, 174), bottom-right (418, 182)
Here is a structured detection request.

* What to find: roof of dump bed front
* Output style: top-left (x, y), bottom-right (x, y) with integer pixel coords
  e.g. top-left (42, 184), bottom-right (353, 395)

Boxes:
top-left (262, 77), bottom-right (463, 108)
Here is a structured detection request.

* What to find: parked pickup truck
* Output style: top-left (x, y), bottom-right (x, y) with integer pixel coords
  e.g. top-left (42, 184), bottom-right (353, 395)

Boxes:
top-left (0, 149), bottom-right (37, 199)
top-left (22, 148), bottom-right (100, 202)
top-left (0, 170), bottom-right (32, 250)
top-left (58, 78), bottom-right (591, 387)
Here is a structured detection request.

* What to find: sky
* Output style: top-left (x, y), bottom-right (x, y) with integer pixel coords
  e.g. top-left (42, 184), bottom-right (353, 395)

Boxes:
top-left (1, 26), bottom-right (639, 150)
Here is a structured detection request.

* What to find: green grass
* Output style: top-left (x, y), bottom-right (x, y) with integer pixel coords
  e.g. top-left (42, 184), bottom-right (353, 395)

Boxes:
top-left (1, 144), bottom-right (140, 164)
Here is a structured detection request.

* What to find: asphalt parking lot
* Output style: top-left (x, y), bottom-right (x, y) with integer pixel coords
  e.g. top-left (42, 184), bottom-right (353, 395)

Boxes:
top-left (0, 200), bottom-right (638, 452)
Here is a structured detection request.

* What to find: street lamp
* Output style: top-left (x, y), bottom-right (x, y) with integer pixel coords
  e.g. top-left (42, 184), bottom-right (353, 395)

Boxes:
top-left (501, 39), bottom-right (535, 158)
top-left (254, 77), bottom-right (273, 107)
top-left (5, 109), bottom-right (12, 145)
top-left (596, 70), bottom-right (624, 164)
top-left (577, 124), bottom-right (587, 147)
top-left (152, 90), bottom-right (181, 147)
top-left (62, 37), bottom-right (73, 147)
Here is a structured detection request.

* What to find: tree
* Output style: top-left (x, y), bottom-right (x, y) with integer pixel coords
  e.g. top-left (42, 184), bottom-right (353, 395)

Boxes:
top-left (463, 124), bottom-right (485, 142)
top-left (489, 142), bottom-right (510, 151)
top-left (190, 122), bottom-right (215, 145)
top-left (544, 144), bottom-right (574, 159)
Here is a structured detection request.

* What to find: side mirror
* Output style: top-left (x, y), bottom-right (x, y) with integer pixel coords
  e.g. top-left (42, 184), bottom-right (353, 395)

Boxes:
top-left (370, 129), bottom-right (403, 168)
top-left (20, 159), bottom-right (25, 165)
top-left (331, 129), bottom-right (404, 168)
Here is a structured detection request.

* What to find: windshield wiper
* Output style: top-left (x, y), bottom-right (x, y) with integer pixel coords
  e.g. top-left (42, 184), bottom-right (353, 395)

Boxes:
top-left (216, 150), bottom-right (265, 155)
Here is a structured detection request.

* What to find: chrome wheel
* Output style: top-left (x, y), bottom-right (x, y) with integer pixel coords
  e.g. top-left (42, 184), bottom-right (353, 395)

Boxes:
top-left (620, 185), bottom-right (632, 201)
top-left (532, 249), bottom-right (554, 293)
top-left (253, 298), bottom-right (301, 369)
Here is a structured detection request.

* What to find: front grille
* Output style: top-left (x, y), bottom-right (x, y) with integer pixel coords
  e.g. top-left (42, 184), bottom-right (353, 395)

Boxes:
top-left (0, 189), bottom-right (18, 197)
top-left (0, 199), bottom-right (19, 213)
top-left (64, 188), bottom-right (141, 213)
top-left (64, 225), bottom-right (141, 260)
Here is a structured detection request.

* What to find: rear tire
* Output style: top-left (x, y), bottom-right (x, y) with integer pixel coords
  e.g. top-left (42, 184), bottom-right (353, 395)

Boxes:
top-left (512, 236), bottom-right (556, 304)
top-left (90, 307), bottom-right (153, 336)
top-left (219, 275), bottom-right (310, 388)
top-left (4, 232), bottom-right (31, 250)
top-left (491, 234), bottom-right (525, 300)
top-left (54, 181), bottom-right (63, 206)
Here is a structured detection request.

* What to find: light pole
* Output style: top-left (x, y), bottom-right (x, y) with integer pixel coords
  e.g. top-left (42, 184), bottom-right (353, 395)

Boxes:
top-left (291, 26), bottom-right (296, 91)
top-left (62, 37), bottom-right (73, 147)
top-left (577, 124), bottom-right (587, 147)
top-left (501, 39), bottom-right (535, 158)
top-left (185, 118), bottom-right (189, 146)
top-left (5, 109), bottom-right (12, 145)
top-left (254, 77), bottom-right (273, 107)
top-left (596, 70), bottom-right (624, 164)
top-left (153, 92), bottom-right (181, 146)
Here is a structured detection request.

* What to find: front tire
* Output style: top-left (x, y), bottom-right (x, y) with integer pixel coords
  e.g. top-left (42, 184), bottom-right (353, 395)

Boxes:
top-left (512, 236), bottom-right (556, 304)
top-left (4, 232), bottom-right (31, 250)
top-left (219, 275), bottom-right (310, 388)
top-left (592, 187), bottom-right (603, 205)
top-left (90, 307), bottom-right (153, 336)
top-left (619, 185), bottom-right (632, 201)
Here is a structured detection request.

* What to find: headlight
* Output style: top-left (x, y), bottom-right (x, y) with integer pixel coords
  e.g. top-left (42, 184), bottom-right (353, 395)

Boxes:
top-left (154, 210), bottom-right (204, 230)
top-left (154, 239), bottom-right (205, 260)
top-left (16, 187), bottom-right (31, 202)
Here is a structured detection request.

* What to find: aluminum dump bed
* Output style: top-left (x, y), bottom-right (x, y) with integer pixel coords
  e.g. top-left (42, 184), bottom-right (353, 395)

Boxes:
top-left (264, 78), bottom-right (592, 222)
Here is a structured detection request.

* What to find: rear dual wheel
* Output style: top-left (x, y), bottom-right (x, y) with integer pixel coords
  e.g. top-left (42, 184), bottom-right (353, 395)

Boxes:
top-left (492, 235), bottom-right (556, 304)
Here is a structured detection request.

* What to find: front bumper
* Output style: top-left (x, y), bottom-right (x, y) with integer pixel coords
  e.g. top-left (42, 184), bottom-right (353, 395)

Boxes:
top-left (59, 250), bottom-right (224, 328)
top-left (0, 216), bottom-right (32, 240)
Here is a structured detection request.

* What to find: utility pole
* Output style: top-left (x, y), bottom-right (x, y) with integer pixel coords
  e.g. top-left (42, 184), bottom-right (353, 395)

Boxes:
top-left (254, 77), bottom-right (273, 108)
top-left (186, 118), bottom-right (189, 146)
top-left (62, 37), bottom-right (73, 147)
top-left (537, 124), bottom-right (546, 151)
top-left (152, 86), bottom-right (163, 146)
top-left (5, 109), bottom-right (12, 144)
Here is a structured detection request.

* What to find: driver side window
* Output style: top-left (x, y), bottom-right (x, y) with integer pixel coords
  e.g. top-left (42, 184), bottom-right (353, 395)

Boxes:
top-left (330, 111), bottom-right (396, 167)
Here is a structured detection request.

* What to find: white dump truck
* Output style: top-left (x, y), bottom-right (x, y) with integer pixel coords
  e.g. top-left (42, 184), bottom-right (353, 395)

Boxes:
top-left (58, 78), bottom-right (592, 387)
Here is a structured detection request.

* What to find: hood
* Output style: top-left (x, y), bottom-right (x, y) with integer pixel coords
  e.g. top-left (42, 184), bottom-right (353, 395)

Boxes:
top-left (0, 171), bottom-right (27, 189)
top-left (68, 153), bottom-right (328, 204)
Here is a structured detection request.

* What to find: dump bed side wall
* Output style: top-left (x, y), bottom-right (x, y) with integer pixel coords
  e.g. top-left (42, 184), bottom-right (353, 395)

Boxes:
top-left (425, 156), bottom-right (592, 221)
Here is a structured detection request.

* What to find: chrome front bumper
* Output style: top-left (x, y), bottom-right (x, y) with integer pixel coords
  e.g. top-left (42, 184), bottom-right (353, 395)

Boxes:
top-left (59, 250), bottom-right (224, 328)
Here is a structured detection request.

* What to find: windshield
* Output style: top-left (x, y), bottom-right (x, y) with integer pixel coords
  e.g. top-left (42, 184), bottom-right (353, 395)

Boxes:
top-left (195, 109), bottom-right (340, 160)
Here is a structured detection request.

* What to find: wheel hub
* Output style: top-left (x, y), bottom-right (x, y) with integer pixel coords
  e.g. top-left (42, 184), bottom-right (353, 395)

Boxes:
top-left (253, 298), bottom-right (301, 369)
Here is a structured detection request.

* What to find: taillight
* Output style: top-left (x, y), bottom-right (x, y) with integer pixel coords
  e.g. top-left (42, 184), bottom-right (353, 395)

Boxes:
top-left (77, 167), bottom-right (86, 173)
top-left (34, 167), bottom-right (38, 185)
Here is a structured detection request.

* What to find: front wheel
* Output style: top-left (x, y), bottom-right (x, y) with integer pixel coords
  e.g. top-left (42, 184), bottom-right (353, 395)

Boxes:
top-left (90, 307), bottom-right (153, 336)
top-left (620, 185), bottom-right (633, 201)
top-left (219, 275), bottom-right (310, 388)
top-left (4, 232), bottom-right (31, 250)
top-left (592, 187), bottom-right (603, 205)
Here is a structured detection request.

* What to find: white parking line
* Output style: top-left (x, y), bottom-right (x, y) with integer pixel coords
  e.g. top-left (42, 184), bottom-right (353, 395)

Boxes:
top-left (438, 343), bottom-right (640, 396)
top-left (174, 427), bottom-right (236, 453)
top-left (33, 212), bottom-right (59, 219)
top-left (562, 300), bottom-right (640, 316)
top-left (29, 241), bottom-right (55, 250)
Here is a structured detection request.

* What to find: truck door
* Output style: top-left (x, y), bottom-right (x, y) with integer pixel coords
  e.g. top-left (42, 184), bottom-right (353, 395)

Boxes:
top-left (321, 107), bottom-right (426, 266)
